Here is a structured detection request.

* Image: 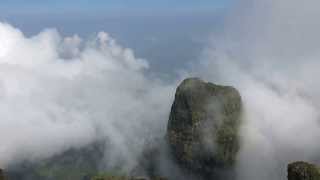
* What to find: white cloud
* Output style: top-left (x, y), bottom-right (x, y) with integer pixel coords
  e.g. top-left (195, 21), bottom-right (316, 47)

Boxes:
top-left (0, 22), bottom-right (175, 170)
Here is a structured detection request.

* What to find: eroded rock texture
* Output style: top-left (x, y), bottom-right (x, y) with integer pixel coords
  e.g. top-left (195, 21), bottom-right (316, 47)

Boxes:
top-left (167, 78), bottom-right (242, 178)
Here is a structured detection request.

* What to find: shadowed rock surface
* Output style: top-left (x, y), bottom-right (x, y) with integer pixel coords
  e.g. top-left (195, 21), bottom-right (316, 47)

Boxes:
top-left (166, 78), bottom-right (242, 179)
top-left (288, 162), bottom-right (320, 180)
top-left (0, 169), bottom-right (5, 180)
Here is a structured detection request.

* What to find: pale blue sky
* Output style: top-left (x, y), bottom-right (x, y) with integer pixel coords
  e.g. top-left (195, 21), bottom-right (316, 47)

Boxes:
top-left (0, 0), bottom-right (232, 15)
top-left (0, 0), bottom-right (233, 76)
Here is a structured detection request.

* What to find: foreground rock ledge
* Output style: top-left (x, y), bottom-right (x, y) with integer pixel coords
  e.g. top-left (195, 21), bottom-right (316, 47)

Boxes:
top-left (91, 176), bottom-right (167, 180)
top-left (166, 78), bottom-right (242, 178)
top-left (0, 169), bottom-right (5, 180)
top-left (288, 161), bottom-right (320, 180)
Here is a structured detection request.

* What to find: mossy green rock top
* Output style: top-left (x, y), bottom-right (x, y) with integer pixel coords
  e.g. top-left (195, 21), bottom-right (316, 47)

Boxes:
top-left (288, 162), bottom-right (320, 180)
top-left (167, 78), bottom-right (242, 176)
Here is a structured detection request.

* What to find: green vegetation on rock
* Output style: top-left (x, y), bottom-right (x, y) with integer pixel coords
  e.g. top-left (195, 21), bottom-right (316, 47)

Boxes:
top-left (91, 175), bottom-right (128, 180)
top-left (7, 142), bottom-right (105, 180)
top-left (90, 175), bottom-right (167, 180)
top-left (166, 78), bottom-right (242, 178)
top-left (288, 162), bottom-right (320, 180)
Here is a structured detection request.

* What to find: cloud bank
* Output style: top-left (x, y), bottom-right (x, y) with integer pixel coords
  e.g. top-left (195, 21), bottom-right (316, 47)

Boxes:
top-left (197, 0), bottom-right (320, 179)
top-left (1, 1), bottom-right (320, 179)
top-left (0, 22), bottom-right (175, 171)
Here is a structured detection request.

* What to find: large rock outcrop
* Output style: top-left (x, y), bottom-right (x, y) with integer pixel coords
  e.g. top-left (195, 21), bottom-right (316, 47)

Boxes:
top-left (288, 162), bottom-right (320, 180)
top-left (166, 78), bottom-right (242, 178)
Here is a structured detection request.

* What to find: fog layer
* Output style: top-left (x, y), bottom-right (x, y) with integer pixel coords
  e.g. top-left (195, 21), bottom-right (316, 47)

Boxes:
top-left (197, 0), bottom-right (320, 179)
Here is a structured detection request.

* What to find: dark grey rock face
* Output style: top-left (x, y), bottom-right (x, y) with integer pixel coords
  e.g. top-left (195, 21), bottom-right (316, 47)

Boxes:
top-left (166, 78), bottom-right (242, 178)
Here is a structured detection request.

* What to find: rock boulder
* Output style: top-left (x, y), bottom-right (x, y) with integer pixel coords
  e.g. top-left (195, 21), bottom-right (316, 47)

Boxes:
top-left (166, 78), bottom-right (242, 178)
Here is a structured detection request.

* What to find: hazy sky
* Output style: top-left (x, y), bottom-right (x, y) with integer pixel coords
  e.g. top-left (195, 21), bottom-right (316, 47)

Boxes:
top-left (0, 0), bottom-right (232, 14)
top-left (0, 0), bottom-right (233, 76)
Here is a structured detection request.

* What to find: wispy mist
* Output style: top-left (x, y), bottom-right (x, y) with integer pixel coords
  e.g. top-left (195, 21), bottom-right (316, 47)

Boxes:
top-left (197, 0), bottom-right (320, 179)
